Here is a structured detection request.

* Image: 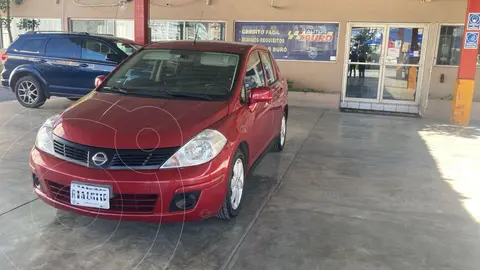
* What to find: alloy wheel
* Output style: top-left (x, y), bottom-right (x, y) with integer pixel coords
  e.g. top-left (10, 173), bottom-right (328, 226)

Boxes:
top-left (230, 158), bottom-right (244, 210)
top-left (17, 81), bottom-right (39, 105)
top-left (280, 115), bottom-right (286, 146)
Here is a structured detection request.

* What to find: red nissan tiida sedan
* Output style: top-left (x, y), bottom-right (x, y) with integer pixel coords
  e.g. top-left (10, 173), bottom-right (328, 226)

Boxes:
top-left (30, 41), bottom-right (288, 222)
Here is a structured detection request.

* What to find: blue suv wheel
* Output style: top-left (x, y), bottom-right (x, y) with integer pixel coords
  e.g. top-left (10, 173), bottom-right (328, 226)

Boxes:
top-left (14, 76), bottom-right (46, 108)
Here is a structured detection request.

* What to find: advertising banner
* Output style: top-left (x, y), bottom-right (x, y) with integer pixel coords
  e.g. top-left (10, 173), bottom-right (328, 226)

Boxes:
top-left (235, 22), bottom-right (339, 61)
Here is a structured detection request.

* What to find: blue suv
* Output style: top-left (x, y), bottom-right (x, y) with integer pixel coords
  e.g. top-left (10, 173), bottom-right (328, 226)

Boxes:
top-left (1, 32), bottom-right (140, 108)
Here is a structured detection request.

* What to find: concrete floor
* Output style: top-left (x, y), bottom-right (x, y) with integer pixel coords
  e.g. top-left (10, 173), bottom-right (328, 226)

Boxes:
top-left (0, 92), bottom-right (480, 269)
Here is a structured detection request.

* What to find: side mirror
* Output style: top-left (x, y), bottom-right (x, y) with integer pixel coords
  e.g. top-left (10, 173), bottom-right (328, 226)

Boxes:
top-left (106, 53), bottom-right (123, 63)
top-left (95, 75), bottom-right (106, 88)
top-left (250, 87), bottom-right (273, 104)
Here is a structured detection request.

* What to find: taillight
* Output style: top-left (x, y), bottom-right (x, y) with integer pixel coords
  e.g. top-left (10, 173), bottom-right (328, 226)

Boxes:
top-left (1, 53), bottom-right (7, 62)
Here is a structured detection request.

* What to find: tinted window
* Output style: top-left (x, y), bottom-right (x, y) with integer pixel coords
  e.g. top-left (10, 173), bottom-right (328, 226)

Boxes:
top-left (436, 25), bottom-right (464, 66)
top-left (14, 38), bottom-right (46, 54)
top-left (244, 52), bottom-right (265, 91)
top-left (45, 38), bottom-right (81, 58)
top-left (102, 49), bottom-right (240, 100)
top-left (260, 51), bottom-right (277, 85)
top-left (82, 39), bottom-right (114, 61)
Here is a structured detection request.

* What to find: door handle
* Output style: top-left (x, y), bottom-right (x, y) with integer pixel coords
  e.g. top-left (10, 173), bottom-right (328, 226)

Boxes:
top-left (78, 63), bottom-right (89, 68)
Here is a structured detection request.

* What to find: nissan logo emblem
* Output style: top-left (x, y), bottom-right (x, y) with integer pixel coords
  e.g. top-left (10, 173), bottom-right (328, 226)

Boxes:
top-left (92, 152), bottom-right (108, 166)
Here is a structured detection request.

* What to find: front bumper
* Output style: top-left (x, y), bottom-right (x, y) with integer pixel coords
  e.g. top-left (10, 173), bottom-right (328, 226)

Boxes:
top-left (1, 79), bottom-right (9, 88)
top-left (30, 147), bottom-right (232, 222)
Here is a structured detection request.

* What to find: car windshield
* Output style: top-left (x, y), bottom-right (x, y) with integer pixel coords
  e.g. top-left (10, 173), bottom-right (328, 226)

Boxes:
top-left (115, 42), bottom-right (140, 55)
top-left (100, 49), bottom-right (240, 100)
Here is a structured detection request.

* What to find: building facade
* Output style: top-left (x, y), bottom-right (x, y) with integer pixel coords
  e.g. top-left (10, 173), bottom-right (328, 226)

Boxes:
top-left (4, 0), bottom-right (472, 114)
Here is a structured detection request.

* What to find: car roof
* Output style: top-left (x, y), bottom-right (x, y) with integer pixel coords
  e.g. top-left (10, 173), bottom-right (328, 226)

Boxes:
top-left (144, 40), bottom-right (264, 54)
top-left (20, 32), bottom-right (136, 43)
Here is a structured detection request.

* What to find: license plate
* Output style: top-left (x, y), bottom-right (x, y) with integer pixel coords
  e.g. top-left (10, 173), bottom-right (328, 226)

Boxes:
top-left (70, 182), bottom-right (111, 209)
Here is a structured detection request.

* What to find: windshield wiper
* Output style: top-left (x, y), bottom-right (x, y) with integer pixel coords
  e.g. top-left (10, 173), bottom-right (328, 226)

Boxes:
top-left (102, 86), bottom-right (213, 101)
top-left (167, 92), bottom-right (213, 101)
top-left (101, 86), bottom-right (129, 94)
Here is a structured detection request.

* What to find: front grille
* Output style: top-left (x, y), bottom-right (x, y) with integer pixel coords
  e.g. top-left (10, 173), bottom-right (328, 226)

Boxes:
top-left (52, 136), bottom-right (179, 170)
top-left (47, 181), bottom-right (158, 213)
top-left (53, 140), bottom-right (88, 164)
top-left (110, 148), bottom-right (178, 168)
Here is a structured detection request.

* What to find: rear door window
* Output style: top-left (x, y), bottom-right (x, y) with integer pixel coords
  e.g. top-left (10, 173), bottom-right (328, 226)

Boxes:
top-left (13, 38), bottom-right (47, 54)
top-left (81, 39), bottom-right (115, 61)
top-left (45, 37), bottom-right (81, 59)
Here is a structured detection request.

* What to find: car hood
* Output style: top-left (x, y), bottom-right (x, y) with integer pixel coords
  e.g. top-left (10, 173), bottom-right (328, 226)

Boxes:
top-left (53, 92), bottom-right (229, 149)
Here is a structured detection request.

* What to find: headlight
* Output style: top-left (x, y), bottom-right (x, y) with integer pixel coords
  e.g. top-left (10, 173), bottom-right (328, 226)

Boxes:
top-left (35, 114), bottom-right (59, 155)
top-left (161, 129), bottom-right (227, 169)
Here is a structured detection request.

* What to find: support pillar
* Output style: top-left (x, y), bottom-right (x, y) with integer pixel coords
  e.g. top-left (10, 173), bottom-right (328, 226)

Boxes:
top-left (451, 0), bottom-right (480, 125)
top-left (134, 0), bottom-right (149, 45)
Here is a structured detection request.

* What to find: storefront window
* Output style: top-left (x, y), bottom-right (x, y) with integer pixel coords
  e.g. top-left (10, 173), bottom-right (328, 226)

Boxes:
top-left (149, 21), bottom-right (225, 42)
top-left (437, 25), bottom-right (463, 66)
top-left (436, 25), bottom-right (479, 66)
top-left (69, 19), bottom-right (134, 40)
top-left (150, 21), bottom-right (182, 41)
top-left (2, 18), bottom-right (62, 48)
top-left (114, 20), bottom-right (135, 40)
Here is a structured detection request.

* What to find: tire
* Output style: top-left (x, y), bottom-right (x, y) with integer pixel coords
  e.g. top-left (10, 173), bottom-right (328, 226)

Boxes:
top-left (67, 97), bottom-right (80, 101)
top-left (14, 76), bottom-right (46, 108)
top-left (273, 112), bottom-right (287, 152)
top-left (217, 149), bottom-right (246, 220)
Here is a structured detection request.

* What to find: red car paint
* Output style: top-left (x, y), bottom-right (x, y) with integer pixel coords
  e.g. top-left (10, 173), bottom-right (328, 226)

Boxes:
top-left (30, 41), bottom-right (288, 222)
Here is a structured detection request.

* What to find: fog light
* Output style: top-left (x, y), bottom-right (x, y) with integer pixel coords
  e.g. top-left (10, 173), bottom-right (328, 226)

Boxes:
top-left (32, 174), bottom-right (41, 189)
top-left (169, 191), bottom-right (200, 211)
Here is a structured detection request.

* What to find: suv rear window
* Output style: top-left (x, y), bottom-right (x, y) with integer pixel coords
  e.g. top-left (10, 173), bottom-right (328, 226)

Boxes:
top-left (13, 38), bottom-right (47, 54)
top-left (45, 37), bottom-right (81, 59)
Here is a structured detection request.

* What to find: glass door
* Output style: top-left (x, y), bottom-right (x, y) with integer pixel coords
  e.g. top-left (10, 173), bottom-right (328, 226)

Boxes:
top-left (380, 26), bottom-right (426, 103)
top-left (345, 25), bottom-right (386, 100)
top-left (343, 23), bottom-right (428, 107)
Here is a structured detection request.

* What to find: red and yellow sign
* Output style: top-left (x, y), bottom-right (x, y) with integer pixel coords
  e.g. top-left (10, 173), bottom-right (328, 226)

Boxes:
top-left (287, 31), bottom-right (334, 42)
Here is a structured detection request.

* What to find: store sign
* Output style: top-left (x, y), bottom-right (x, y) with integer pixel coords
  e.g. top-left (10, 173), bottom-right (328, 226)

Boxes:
top-left (465, 32), bottom-right (479, 49)
top-left (235, 22), bottom-right (339, 61)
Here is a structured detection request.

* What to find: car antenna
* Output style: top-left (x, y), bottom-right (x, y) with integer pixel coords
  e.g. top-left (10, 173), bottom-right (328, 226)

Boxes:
top-left (193, 10), bottom-right (204, 46)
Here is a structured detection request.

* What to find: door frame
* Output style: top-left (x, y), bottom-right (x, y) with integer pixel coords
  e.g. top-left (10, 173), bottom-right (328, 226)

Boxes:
top-left (341, 22), bottom-right (430, 105)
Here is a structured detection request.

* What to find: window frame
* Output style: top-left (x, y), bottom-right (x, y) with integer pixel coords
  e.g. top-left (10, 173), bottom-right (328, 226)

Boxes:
top-left (259, 50), bottom-right (279, 86)
top-left (241, 84), bottom-right (248, 104)
top-left (434, 23), bottom-right (475, 68)
top-left (44, 37), bottom-right (82, 60)
top-left (149, 20), bottom-right (227, 42)
top-left (68, 18), bottom-right (135, 40)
